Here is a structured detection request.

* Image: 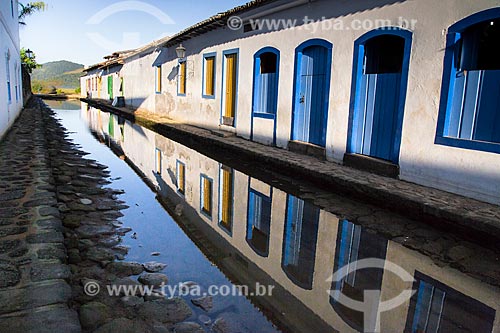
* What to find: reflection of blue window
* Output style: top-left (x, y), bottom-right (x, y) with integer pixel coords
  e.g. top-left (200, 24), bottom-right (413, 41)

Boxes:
top-left (436, 9), bottom-right (500, 153)
top-left (281, 195), bottom-right (320, 290)
top-left (330, 219), bottom-right (388, 332)
top-left (411, 280), bottom-right (446, 332)
top-left (246, 189), bottom-right (272, 257)
top-left (405, 272), bottom-right (495, 333)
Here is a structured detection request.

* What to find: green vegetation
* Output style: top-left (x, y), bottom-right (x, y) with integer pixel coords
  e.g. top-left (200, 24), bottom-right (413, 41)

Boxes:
top-left (20, 48), bottom-right (41, 73)
top-left (31, 60), bottom-right (84, 94)
top-left (18, 2), bottom-right (47, 25)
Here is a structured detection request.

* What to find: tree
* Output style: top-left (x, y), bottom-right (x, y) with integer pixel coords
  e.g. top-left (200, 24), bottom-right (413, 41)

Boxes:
top-left (18, 2), bottom-right (47, 25)
top-left (20, 48), bottom-right (41, 73)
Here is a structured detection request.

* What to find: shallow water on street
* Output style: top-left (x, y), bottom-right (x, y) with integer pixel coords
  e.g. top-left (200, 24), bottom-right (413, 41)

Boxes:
top-left (44, 100), bottom-right (500, 333)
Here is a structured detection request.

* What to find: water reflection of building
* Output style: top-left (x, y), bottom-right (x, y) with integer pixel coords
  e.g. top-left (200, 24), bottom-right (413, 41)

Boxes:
top-left (83, 105), bottom-right (500, 333)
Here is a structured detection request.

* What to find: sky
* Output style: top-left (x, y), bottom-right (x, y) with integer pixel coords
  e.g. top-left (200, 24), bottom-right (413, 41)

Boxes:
top-left (19, 0), bottom-right (248, 66)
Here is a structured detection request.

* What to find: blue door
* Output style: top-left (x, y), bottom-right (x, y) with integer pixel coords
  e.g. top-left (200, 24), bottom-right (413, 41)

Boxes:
top-left (282, 195), bottom-right (320, 290)
top-left (349, 32), bottom-right (411, 163)
top-left (292, 41), bottom-right (332, 147)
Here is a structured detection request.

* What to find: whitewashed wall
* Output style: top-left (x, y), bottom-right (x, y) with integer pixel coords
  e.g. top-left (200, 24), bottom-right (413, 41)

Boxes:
top-left (81, 0), bottom-right (500, 204)
top-left (0, 0), bottom-right (23, 139)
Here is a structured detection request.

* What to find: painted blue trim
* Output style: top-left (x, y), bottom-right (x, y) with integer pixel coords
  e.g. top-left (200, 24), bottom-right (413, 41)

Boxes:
top-left (175, 160), bottom-right (186, 197)
top-left (199, 174), bottom-right (213, 220)
top-left (346, 28), bottom-right (413, 164)
top-left (290, 39), bottom-right (333, 147)
top-left (177, 59), bottom-right (187, 97)
top-left (250, 47), bottom-right (280, 146)
top-left (435, 8), bottom-right (500, 154)
top-left (245, 178), bottom-right (273, 257)
top-left (202, 52), bottom-right (216, 99)
top-left (220, 48), bottom-right (240, 127)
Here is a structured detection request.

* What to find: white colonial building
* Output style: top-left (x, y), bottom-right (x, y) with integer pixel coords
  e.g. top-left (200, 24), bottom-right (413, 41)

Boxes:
top-left (82, 0), bottom-right (500, 205)
top-left (0, 0), bottom-right (23, 139)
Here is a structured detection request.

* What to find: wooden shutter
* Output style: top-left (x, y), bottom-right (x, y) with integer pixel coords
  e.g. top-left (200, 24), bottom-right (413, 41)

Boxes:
top-left (225, 54), bottom-right (237, 117)
top-left (221, 167), bottom-right (233, 226)
top-left (179, 62), bottom-right (186, 94)
top-left (178, 163), bottom-right (185, 194)
top-left (202, 177), bottom-right (211, 214)
top-left (205, 57), bottom-right (215, 96)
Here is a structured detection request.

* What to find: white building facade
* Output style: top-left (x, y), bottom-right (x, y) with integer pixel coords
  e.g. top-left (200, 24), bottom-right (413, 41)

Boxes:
top-left (0, 0), bottom-right (23, 139)
top-left (82, 0), bottom-right (500, 205)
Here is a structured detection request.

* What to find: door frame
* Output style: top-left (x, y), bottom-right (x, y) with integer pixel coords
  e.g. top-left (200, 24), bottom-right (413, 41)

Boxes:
top-left (346, 28), bottom-right (412, 164)
top-left (290, 39), bottom-right (333, 147)
top-left (250, 47), bottom-right (280, 146)
top-left (220, 48), bottom-right (239, 127)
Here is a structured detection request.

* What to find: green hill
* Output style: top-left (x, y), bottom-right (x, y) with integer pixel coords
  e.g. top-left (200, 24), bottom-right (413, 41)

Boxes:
top-left (32, 60), bottom-right (84, 93)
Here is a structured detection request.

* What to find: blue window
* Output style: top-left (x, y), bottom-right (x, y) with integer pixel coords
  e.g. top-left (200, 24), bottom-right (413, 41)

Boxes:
top-left (200, 174), bottom-right (213, 219)
top-left (246, 189), bottom-right (272, 256)
top-left (202, 52), bottom-right (216, 98)
top-left (6, 53), bottom-right (11, 105)
top-left (436, 9), bottom-right (500, 153)
top-left (405, 272), bottom-right (495, 332)
top-left (252, 48), bottom-right (280, 116)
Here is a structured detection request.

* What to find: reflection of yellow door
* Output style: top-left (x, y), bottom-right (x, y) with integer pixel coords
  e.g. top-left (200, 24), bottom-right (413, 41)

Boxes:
top-left (97, 77), bottom-right (102, 98)
top-left (224, 54), bottom-right (237, 118)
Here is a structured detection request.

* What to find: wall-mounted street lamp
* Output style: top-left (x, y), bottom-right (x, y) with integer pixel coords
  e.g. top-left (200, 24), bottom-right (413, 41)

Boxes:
top-left (175, 44), bottom-right (186, 59)
top-left (25, 49), bottom-right (34, 60)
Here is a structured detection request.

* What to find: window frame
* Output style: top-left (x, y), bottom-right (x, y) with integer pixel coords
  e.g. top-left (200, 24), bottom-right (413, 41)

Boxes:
top-left (202, 52), bottom-right (216, 99)
top-left (218, 164), bottom-right (234, 236)
top-left (199, 174), bottom-right (213, 219)
top-left (155, 65), bottom-right (162, 94)
top-left (155, 148), bottom-right (162, 175)
top-left (176, 160), bottom-right (186, 196)
top-left (435, 8), bottom-right (500, 154)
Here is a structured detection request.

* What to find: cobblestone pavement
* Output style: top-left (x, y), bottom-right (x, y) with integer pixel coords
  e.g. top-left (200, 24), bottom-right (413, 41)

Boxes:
top-left (83, 98), bottom-right (500, 248)
top-left (0, 99), bottom-right (81, 332)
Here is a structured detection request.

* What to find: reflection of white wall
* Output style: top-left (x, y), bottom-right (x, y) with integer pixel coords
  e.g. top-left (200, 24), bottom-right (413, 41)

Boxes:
top-left (0, 1), bottom-right (23, 139)
top-left (82, 104), bottom-right (500, 332)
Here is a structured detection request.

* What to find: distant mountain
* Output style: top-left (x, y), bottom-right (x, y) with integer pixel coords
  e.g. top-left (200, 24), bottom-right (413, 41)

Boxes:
top-left (32, 60), bottom-right (84, 92)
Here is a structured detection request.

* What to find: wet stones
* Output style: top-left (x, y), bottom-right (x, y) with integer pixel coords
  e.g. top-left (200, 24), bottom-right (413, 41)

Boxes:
top-left (137, 298), bottom-right (192, 324)
top-left (0, 263), bottom-right (21, 288)
top-left (106, 262), bottom-right (144, 277)
top-left (191, 296), bottom-right (213, 312)
top-left (174, 322), bottom-right (206, 333)
top-left (30, 263), bottom-right (71, 282)
top-left (143, 261), bottom-right (167, 273)
top-left (138, 273), bottom-right (169, 288)
top-left (79, 301), bottom-right (111, 331)
top-left (0, 240), bottom-right (21, 254)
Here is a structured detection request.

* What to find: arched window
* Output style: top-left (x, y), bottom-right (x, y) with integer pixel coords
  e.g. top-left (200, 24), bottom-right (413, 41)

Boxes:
top-left (436, 9), bottom-right (500, 153)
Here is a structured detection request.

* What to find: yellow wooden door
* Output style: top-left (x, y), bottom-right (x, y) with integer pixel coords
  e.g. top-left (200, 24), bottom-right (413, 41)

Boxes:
top-left (97, 77), bottom-right (102, 98)
top-left (220, 167), bottom-right (233, 227)
top-left (225, 54), bottom-right (237, 118)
